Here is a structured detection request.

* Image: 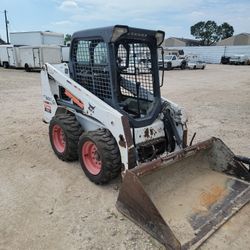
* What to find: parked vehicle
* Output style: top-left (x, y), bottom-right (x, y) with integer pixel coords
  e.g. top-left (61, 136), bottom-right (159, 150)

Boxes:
top-left (19, 45), bottom-right (62, 71)
top-left (10, 31), bottom-right (64, 46)
top-left (163, 48), bottom-right (184, 58)
top-left (229, 55), bottom-right (249, 65)
top-left (221, 56), bottom-right (231, 64)
top-left (158, 55), bottom-right (186, 70)
top-left (0, 45), bottom-right (21, 68)
top-left (187, 60), bottom-right (206, 69)
top-left (61, 46), bottom-right (70, 62)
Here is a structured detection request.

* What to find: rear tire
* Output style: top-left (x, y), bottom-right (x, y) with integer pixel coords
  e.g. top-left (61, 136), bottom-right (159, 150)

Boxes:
top-left (25, 64), bottom-right (31, 72)
top-left (49, 114), bottom-right (82, 161)
top-left (78, 128), bottom-right (122, 184)
top-left (3, 62), bottom-right (9, 68)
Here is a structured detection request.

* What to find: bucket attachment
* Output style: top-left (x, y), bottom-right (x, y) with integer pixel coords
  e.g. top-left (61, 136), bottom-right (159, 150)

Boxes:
top-left (116, 138), bottom-right (250, 249)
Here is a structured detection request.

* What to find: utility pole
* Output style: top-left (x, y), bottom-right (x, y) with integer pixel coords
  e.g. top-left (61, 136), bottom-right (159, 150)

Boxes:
top-left (4, 10), bottom-right (9, 44)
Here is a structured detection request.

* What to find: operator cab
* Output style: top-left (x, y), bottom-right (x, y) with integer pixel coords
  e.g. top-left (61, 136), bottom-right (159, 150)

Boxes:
top-left (115, 38), bottom-right (154, 119)
top-left (69, 25), bottom-right (165, 128)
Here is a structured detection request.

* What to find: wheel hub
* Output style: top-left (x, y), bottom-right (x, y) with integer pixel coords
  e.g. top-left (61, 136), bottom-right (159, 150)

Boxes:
top-left (82, 141), bottom-right (102, 175)
top-left (52, 124), bottom-right (66, 153)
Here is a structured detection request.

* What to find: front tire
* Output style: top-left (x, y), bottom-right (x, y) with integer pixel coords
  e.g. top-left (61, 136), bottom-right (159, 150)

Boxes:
top-left (181, 61), bottom-right (186, 70)
top-left (78, 129), bottom-right (121, 184)
top-left (49, 114), bottom-right (82, 161)
top-left (25, 64), bottom-right (31, 72)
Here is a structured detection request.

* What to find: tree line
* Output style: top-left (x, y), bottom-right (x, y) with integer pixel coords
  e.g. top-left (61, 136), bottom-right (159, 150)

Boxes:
top-left (191, 21), bottom-right (234, 46)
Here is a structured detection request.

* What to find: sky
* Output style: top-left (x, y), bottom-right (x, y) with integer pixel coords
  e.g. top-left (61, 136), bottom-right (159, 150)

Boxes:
top-left (0, 0), bottom-right (250, 41)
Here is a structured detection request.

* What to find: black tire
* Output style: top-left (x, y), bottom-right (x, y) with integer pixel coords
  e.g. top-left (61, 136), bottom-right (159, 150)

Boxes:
top-left (25, 64), bottom-right (31, 72)
top-left (166, 62), bottom-right (172, 70)
top-left (49, 113), bottom-right (82, 161)
top-left (3, 62), bottom-right (9, 68)
top-left (181, 61), bottom-right (186, 70)
top-left (78, 128), bottom-right (122, 184)
top-left (202, 66), bottom-right (205, 70)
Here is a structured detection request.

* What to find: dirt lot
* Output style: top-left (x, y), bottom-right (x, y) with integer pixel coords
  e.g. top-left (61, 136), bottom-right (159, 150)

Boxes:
top-left (0, 65), bottom-right (249, 250)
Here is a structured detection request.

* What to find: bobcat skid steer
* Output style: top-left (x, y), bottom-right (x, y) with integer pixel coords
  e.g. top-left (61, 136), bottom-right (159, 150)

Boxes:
top-left (41, 25), bottom-right (250, 249)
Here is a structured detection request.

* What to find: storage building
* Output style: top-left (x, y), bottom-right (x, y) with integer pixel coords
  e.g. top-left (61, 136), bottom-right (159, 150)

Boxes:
top-left (168, 45), bottom-right (250, 64)
top-left (216, 33), bottom-right (250, 46)
top-left (164, 37), bottom-right (202, 47)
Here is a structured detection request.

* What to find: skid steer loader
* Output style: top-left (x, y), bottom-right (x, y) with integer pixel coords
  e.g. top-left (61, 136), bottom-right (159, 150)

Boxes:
top-left (41, 25), bottom-right (250, 249)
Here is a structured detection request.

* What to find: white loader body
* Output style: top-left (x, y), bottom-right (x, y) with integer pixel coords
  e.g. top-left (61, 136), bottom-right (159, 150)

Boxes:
top-left (41, 63), bottom-right (187, 170)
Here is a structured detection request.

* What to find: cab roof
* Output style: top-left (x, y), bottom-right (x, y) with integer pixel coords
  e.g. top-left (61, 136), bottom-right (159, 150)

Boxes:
top-left (71, 25), bottom-right (165, 45)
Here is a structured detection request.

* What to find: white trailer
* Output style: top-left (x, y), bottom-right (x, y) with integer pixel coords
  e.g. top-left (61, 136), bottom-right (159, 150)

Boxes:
top-left (10, 31), bottom-right (64, 46)
top-left (61, 46), bottom-right (70, 62)
top-left (19, 45), bottom-right (62, 71)
top-left (0, 45), bottom-right (21, 68)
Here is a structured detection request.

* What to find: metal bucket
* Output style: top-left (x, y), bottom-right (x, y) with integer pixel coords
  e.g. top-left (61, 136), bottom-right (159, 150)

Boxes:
top-left (116, 138), bottom-right (250, 249)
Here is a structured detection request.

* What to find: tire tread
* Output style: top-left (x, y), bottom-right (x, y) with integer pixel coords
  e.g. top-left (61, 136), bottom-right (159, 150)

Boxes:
top-left (49, 113), bottom-right (82, 161)
top-left (79, 128), bottom-right (121, 184)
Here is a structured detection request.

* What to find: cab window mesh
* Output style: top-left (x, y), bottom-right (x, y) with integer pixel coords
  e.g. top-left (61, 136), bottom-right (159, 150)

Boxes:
top-left (72, 39), bottom-right (112, 100)
top-left (116, 43), bottom-right (153, 101)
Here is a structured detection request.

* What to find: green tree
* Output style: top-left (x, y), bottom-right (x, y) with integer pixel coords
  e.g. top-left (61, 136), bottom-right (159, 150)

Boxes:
top-left (191, 20), bottom-right (219, 45)
top-left (191, 21), bottom-right (234, 45)
top-left (64, 34), bottom-right (72, 45)
top-left (217, 22), bottom-right (234, 40)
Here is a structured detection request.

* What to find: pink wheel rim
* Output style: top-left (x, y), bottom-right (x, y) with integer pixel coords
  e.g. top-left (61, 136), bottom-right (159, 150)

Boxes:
top-left (82, 141), bottom-right (102, 175)
top-left (52, 124), bottom-right (66, 153)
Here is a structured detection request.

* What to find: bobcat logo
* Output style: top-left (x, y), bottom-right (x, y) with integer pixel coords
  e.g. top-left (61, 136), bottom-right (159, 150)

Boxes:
top-left (88, 103), bottom-right (96, 113)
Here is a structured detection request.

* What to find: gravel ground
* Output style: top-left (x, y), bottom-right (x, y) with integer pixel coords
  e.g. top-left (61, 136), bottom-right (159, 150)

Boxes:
top-left (0, 64), bottom-right (249, 250)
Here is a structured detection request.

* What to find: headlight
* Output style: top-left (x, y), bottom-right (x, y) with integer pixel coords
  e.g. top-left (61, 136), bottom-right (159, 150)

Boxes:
top-left (155, 31), bottom-right (165, 46)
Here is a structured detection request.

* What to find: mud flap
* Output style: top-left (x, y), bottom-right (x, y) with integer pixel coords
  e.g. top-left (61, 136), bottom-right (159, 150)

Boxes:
top-left (116, 138), bottom-right (250, 249)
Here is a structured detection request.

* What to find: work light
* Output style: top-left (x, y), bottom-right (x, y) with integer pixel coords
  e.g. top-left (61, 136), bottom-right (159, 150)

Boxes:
top-left (155, 31), bottom-right (165, 46)
top-left (111, 26), bottom-right (128, 42)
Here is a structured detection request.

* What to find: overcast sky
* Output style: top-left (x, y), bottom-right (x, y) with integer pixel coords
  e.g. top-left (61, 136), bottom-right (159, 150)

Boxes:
top-left (0, 0), bottom-right (250, 41)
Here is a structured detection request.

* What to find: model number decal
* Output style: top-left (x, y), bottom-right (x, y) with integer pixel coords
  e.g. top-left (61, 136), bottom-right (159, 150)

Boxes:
top-left (44, 102), bottom-right (52, 113)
